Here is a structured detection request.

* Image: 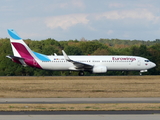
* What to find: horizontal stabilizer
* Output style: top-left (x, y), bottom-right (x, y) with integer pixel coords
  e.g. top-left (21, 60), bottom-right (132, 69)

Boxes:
top-left (6, 55), bottom-right (24, 60)
top-left (6, 55), bottom-right (27, 66)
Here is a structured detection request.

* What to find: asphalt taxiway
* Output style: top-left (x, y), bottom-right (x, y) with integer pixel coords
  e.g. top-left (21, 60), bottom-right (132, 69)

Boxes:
top-left (1, 111), bottom-right (160, 115)
top-left (1, 112), bottom-right (160, 120)
top-left (1, 115), bottom-right (160, 120)
top-left (0, 98), bottom-right (160, 104)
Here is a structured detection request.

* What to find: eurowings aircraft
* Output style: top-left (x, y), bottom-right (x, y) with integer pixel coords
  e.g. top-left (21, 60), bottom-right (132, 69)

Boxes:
top-left (7, 29), bottom-right (156, 75)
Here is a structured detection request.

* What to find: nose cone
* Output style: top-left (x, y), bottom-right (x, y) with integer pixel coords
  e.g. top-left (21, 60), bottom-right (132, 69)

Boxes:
top-left (151, 62), bottom-right (156, 68)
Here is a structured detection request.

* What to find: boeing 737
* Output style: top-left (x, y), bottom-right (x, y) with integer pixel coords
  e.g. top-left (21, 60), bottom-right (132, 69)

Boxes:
top-left (7, 29), bottom-right (156, 76)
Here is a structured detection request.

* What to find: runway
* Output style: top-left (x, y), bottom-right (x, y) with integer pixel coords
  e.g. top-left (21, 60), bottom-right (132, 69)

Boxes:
top-left (1, 111), bottom-right (160, 120)
top-left (1, 111), bottom-right (160, 115)
top-left (1, 115), bottom-right (160, 120)
top-left (0, 98), bottom-right (160, 104)
top-left (1, 98), bottom-right (160, 120)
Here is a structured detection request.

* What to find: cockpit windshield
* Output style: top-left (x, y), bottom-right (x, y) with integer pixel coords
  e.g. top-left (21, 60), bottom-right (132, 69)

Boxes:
top-left (145, 60), bottom-right (150, 62)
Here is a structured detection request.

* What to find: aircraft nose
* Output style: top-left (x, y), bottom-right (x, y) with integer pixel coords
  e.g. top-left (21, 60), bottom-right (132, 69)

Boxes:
top-left (151, 62), bottom-right (156, 68)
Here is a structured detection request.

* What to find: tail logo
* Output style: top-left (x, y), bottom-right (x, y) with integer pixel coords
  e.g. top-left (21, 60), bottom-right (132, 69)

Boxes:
top-left (8, 29), bottom-right (42, 69)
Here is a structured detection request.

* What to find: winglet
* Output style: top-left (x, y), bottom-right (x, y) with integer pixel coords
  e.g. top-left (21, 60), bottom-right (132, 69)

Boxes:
top-left (62, 50), bottom-right (71, 61)
top-left (7, 29), bottom-right (21, 40)
top-left (54, 53), bottom-right (57, 56)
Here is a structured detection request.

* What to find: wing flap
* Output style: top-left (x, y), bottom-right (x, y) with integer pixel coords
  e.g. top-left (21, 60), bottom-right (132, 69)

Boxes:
top-left (73, 61), bottom-right (93, 69)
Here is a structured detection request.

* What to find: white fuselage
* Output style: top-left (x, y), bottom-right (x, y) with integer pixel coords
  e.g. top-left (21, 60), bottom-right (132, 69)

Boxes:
top-left (37, 55), bottom-right (156, 71)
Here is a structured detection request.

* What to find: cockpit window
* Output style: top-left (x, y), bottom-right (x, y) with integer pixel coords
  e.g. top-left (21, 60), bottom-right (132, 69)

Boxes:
top-left (145, 60), bottom-right (150, 62)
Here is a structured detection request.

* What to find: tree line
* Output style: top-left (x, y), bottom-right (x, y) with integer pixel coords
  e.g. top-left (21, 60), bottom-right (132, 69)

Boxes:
top-left (0, 38), bottom-right (159, 76)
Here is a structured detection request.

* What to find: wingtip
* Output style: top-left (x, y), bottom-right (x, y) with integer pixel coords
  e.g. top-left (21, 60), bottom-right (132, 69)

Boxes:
top-left (7, 29), bottom-right (21, 40)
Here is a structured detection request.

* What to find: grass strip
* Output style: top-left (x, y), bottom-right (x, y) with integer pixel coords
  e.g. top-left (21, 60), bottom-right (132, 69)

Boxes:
top-left (0, 103), bottom-right (160, 111)
top-left (0, 76), bottom-right (160, 98)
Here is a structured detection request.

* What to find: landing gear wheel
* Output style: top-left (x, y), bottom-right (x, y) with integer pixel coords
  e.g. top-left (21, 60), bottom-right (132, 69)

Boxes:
top-left (79, 71), bottom-right (84, 76)
top-left (139, 72), bottom-right (142, 76)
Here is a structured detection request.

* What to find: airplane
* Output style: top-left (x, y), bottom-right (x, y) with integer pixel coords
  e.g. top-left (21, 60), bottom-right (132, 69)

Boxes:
top-left (6, 29), bottom-right (156, 76)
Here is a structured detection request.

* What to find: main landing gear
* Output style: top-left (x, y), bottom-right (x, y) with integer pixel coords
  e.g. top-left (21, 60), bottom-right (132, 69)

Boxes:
top-left (139, 72), bottom-right (142, 76)
top-left (78, 71), bottom-right (84, 76)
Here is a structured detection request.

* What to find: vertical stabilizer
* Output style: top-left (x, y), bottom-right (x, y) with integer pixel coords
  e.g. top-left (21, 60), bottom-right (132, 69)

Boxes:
top-left (7, 29), bottom-right (34, 58)
top-left (7, 29), bottom-right (42, 68)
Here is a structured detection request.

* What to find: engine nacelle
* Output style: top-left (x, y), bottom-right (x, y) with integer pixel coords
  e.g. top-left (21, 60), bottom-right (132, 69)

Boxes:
top-left (92, 65), bottom-right (107, 73)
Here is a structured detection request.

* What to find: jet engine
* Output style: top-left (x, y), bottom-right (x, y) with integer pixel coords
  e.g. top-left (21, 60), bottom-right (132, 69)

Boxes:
top-left (92, 65), bottom-right (107, 73)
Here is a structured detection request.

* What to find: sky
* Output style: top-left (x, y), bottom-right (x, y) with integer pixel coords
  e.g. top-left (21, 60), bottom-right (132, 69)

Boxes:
top-left (1, 0), bottom-right (160, 41)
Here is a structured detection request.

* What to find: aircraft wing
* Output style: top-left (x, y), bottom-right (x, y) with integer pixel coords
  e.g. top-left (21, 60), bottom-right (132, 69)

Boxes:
top-left (69, 60), bottom-right (93, 69)
top-left (62, 50), bottom-right (93, 69)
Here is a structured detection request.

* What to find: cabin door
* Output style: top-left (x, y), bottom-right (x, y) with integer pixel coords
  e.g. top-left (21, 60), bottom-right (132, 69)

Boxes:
top-left (137, 59), bottom-right (141, 66)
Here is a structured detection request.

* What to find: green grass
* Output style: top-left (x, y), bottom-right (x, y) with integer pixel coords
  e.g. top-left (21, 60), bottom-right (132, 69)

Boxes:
top-left (0, 103), bottom-right (160, 111)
